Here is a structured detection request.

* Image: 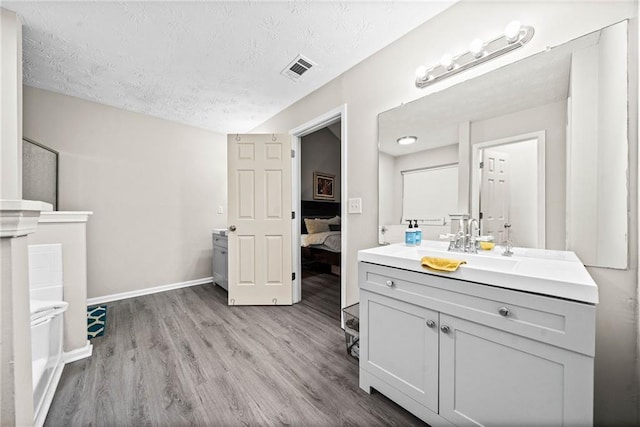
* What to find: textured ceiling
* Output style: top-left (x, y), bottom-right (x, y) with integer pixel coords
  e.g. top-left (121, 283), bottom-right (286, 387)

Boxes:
top-left (3, 1), bottom-right (457, 132)
top-left (378, 29), bottom-right (601, 157)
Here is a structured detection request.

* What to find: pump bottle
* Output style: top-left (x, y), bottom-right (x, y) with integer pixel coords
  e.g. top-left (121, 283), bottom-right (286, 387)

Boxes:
top-left (405, 220), bottom-right (416, 246)
top-left (413, 220), bottom-right (422, 246)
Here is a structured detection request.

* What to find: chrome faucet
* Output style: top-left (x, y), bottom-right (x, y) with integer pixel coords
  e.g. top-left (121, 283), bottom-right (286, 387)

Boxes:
top-left (448, 216), bottom-right (480, 253)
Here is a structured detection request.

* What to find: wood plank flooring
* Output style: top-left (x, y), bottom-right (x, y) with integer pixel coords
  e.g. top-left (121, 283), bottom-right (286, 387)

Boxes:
top-left (45, 283), bottom-right (426, 426)
top-left (300, 269), bottom-right (341, 322)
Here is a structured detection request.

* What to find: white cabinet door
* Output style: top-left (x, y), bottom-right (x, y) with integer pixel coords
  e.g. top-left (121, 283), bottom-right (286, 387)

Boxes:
top-left (212, 245), bottom-right (228, 290)
top-left (360, 290), bottom-right (439, 412)
top-left (439, 314), bottom-right (593, 427)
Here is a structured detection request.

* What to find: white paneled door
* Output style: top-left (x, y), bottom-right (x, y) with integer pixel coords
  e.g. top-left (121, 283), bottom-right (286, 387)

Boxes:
top-left (480, 149), bottom-right (509, 243)
top-left (227, 133), bottom-right (292, 305)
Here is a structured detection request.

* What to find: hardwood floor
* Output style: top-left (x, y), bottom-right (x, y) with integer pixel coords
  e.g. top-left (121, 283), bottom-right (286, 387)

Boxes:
top-left (45, 284), bottom-right (426, 426)
top-left (300, 268), bottom-right (341, 322)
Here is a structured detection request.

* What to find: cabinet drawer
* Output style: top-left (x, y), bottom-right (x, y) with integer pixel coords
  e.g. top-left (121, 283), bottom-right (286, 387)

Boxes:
top-left (212, 234), bottom-right (228, 249)
top-left (359, 262), bottom-right (595, 356)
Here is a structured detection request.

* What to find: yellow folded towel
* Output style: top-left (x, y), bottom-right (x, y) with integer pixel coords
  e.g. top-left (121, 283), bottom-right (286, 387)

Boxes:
top-left (421, 256), bottom-right (466, 272)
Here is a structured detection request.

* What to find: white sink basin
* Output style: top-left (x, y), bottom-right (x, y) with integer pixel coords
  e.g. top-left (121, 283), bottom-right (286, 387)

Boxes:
top-left (358, 240), bottom-right (598, 304)
top-left (400, 247), bottom-right (520, 272)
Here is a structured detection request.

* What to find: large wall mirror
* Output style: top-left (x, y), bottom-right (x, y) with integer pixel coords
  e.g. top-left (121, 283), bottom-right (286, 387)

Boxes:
top-left (378, 21), bottom-right (629, 269)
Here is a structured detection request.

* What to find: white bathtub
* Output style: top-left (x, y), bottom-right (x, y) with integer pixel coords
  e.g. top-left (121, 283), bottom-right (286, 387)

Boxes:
top-left (29, 244), bottom-right (67, 427)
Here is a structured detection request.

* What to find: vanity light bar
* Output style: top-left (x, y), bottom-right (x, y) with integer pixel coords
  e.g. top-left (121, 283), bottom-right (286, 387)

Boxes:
top-left (415, 21), bottom-right (535, 89)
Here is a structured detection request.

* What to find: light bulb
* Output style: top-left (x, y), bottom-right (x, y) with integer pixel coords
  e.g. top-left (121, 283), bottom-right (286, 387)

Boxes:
top-left (397, 136), bottom-right (417, 145)
top-left (469, 38), bottom-right (484, 58)
top-left (415, 65), bottom-right (427, 80)
top-left (505, 20), bottom-right (522, 43)
top-left (440, 53), bottom-right (454, 70)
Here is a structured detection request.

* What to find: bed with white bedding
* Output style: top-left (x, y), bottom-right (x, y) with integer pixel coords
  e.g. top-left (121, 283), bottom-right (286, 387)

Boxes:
top-left (301, 231), bottom-right (341, 253)
top-left (301, 201), bottom-right (341, 273)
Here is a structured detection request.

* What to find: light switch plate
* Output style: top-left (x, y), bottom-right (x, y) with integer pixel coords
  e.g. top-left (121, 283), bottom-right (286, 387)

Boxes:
top-left (217, 205), bottom-right (224, 214)
top-left (348, 198), bottom-right (362, 214)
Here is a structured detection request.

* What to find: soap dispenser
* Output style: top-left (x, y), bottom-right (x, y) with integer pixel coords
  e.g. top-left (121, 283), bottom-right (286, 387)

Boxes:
top-left (405, 220), bottom-right (416, 246)
top-left (413, 220), bottom-right (422, 246)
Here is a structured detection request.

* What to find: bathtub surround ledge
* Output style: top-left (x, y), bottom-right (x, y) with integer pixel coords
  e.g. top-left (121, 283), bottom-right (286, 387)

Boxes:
top-left (29, 211), bottom-right (92, 356)
top-left (0, 199), bottom-right (51, 237)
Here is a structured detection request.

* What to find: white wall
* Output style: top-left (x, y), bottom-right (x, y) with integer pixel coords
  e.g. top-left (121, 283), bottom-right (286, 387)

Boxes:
top-left (568, 23), bottom-right (629, 269)
top-left (378, 152), bottom-right (395, 225)
top-left (300, 127), bottom-right (341, 202)
top-left (568, 43), bottom-right (599, 262)
top-left (597, 23), bottom-right (629, 267)
top-left (23, 87), bottom-right (227, 299)
top-left (252, 2), bottom-right (638, 424)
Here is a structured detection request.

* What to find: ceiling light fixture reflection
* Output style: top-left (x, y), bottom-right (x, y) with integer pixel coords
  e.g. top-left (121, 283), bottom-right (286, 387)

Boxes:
top-left (415, 21), bottom-right (534, 89)
top-left (397, 136), bottom-right (418, 145)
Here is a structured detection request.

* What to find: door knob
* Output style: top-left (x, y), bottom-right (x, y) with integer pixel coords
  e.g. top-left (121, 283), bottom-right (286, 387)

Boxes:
top-left (440, 325), bottom-right (451, 334)
top-left (426, 319), bottom-right (436, 328)
top-left (229, 225), bottom-right (237, 232)
top-left (498, 306), bottom-right (510, 317)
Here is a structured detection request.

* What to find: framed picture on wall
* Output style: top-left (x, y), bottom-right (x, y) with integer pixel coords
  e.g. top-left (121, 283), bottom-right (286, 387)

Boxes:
top-left (313, 172), bottom-right (335, 201)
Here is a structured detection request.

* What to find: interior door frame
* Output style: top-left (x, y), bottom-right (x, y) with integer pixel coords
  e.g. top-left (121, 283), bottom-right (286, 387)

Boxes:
top-left (471, 130), bottom-right (546, 248)
top-left (290, 105), bottom-right (347, 319)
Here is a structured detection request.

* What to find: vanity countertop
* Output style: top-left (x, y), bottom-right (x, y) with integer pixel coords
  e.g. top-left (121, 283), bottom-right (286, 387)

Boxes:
top-left (358, 240), bottom-right (598, 304)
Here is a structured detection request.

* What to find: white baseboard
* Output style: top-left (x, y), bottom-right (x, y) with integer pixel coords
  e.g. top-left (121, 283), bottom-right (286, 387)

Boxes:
top-left (64, 341), bottom-right (93, 363)
top-left (87, 277), bottom-right (213, 306)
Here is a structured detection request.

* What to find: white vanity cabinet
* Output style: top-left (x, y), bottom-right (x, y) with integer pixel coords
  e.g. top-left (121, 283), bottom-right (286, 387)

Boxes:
top-left (212, 232), bottom-right (228, 290)
top-left (359, 261), bottom-right (596, 427)
top-left (362, 291), bottom-right (439, 412)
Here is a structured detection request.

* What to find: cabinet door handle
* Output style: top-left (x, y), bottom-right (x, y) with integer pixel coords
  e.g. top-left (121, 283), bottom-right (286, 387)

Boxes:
top-left (498, 306), bottom-right (510, 317)
top-left (426, 319), bottom-right (436, 328)
top-left (440, 325), bottom-right (451, 334)
top-left (385, 280), bottom-right (395, 287)
top-left (220, 251), bottom-right (226, 255)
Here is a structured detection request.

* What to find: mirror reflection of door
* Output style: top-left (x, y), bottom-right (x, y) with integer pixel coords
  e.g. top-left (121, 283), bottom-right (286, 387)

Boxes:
top-left (480, 149), bottom-right (509, 244)
top-left (479, 138), bottom-right (541, 248)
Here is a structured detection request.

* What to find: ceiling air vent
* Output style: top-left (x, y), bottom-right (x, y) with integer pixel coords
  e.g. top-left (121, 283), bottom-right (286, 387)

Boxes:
top-left (281, 54), bottom-right (316, 81)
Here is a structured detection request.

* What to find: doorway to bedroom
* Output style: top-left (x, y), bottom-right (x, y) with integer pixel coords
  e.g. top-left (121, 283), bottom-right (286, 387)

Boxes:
top-left (291, 107), bottom-right (345, 325)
